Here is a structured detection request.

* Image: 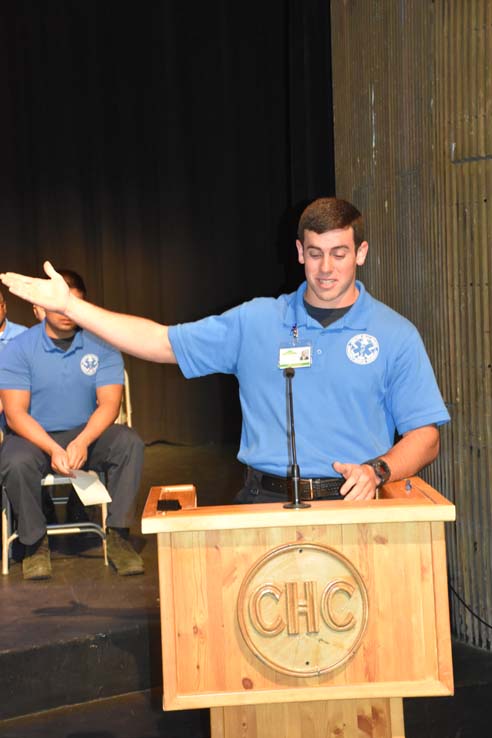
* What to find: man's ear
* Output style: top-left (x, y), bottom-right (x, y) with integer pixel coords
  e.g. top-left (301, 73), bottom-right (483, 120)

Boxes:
top-left (355, 241), bottom-right (369, 266)
top-left (33, 305), bottom-right (45, 321)
top-left (296, 239), bottom-right (305, 264)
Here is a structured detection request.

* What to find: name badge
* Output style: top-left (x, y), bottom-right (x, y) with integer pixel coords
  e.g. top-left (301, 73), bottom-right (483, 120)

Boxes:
top-left (278, 345), bottom-right (312, 369)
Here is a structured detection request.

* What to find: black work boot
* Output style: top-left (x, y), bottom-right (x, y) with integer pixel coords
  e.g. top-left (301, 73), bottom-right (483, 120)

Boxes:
top-left (107, 528), bottom-right (144, 576)
top-left (22, 534), bottom-right (52, 580)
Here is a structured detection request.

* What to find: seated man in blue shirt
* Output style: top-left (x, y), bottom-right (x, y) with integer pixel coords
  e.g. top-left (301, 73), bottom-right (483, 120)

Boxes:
top-left (0, 290), bottom-right (27, 350)
top-left (0, 289), bottom-right (27, 430)
top-left (0, 270), bottom-right (144, 580)
top-left (0, 199), bottom-right (450, 506)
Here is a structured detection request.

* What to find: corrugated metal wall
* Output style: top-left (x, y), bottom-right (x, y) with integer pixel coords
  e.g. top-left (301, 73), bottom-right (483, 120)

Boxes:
top-left (331, 0), bottom-right (492, 648)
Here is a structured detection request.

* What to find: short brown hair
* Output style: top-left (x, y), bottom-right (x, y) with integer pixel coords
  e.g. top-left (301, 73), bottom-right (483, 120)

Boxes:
top-left (57, 269), bottom-right (87, 298)
top-left (297, 197), bottom-right (364, 247)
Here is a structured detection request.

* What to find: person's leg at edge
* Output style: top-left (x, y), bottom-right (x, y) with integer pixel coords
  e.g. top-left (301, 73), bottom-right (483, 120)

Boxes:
top-left (0, 434), bottom-right (52, 579)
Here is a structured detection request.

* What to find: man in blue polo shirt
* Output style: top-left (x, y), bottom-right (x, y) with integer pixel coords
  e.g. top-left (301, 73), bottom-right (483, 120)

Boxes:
top-left (0, 289), bottom-right (27, 350)
top-left (0, 199), bottom-right (450, 505)
top-left (0, 289), bottom-right (27, 430)
top-left (0, 270), bottom-right (144, 580)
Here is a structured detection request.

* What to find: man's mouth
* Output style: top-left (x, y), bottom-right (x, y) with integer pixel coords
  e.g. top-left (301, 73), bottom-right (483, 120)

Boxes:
top-left (318, 278), bottom-right (335, 287)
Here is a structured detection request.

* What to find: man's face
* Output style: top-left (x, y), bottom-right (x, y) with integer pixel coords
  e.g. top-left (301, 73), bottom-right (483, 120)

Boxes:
top-left (0, 299), bottom-right (6, 331)
top-left (44, 288), bottom-right (84, 339)
top-left (296, 227), bottom-right (368, 309)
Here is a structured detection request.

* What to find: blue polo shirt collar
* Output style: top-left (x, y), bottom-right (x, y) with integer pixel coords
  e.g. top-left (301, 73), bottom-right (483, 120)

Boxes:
top-left (284, 280), bottom-right (370, 331)
top-left (41, 321), bottom-right (84, 355)
top-left (1, 320), bottom-right (16, 340)
top-left (1, 319), bottom-right (10, 338)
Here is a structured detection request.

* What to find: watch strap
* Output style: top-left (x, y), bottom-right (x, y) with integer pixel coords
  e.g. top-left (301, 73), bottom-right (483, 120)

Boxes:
top-left (363, 457), bottom-right (391, 487)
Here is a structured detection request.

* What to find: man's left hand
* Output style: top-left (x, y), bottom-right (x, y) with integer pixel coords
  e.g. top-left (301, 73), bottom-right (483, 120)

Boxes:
top-left (332, 461), bottom-right (378, 500)
top-left (66, 439), bottom-right (89, 470)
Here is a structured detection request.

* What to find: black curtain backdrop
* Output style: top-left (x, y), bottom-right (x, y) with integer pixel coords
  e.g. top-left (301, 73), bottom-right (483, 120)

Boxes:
top-left (0, 0), bottom-right (334, 444)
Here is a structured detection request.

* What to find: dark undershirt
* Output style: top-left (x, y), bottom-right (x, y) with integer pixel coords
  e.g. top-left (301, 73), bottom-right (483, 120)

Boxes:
top-left (303, 300), bottom-right (353, 327)
top-left (50, 335), bottom-right (76, 352)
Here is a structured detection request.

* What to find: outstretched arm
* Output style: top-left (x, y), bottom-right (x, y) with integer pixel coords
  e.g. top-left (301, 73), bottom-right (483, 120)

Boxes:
top-left (333, 424), bottom-right (440, 501)
top-left (1, 262), bottom-right (177, 363)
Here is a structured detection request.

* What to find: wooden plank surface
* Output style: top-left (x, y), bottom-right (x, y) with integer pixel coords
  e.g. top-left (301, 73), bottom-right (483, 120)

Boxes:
top-left (142, 478), bottom-right (455, 535)
top-left (158, 520), bottom-right (454, 709)
top-left (210, 697), bottom-right (406, 738)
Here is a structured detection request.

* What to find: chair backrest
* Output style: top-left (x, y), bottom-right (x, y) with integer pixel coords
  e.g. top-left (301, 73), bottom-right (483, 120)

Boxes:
top-left (115, 369), bottom-right (132, 428)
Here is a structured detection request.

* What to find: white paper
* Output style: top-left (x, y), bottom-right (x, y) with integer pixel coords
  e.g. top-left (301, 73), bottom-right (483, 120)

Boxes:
top-left (70, 470), bottom-right (112, 506)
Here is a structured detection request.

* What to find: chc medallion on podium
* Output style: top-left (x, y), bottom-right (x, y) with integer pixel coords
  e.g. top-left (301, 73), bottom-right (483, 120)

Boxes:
top-left (237, 542), bottom-right (368, 677)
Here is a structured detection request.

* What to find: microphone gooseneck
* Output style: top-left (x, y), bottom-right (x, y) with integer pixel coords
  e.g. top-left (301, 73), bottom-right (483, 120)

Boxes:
top-left (283, 367), bottom-right (310, 509)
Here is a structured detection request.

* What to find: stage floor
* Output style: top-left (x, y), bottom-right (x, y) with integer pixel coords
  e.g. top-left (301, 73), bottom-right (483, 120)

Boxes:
top-left (0, 442), bottom-right (243, 723)
top-left (0, 442), bottom-right (243, 654)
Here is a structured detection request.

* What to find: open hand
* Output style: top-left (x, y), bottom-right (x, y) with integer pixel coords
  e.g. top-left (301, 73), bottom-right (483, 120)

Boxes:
top-left (0, 261), bottom-right (70, 313)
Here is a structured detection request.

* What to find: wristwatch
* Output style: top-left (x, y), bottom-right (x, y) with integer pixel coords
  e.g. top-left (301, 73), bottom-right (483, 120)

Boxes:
top-left (363, 457), bottom-right (391, 487)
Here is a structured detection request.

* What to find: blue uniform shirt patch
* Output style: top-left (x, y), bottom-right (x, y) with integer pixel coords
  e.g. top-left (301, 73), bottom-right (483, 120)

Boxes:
top-left (346, 333), bottom-right (380, 365)
top-left (80, 353), bottom-right (99, 376)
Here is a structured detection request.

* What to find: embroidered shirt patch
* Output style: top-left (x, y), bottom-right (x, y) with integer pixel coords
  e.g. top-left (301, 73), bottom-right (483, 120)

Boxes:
top-left (80, 353), bottom-right (99, 376)
top-left (346, 334), bottom-right (380, 365)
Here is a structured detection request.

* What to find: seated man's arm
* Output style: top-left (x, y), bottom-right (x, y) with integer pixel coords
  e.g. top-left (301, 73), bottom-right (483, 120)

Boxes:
top-left (333, 424), bottom-right (440, 501)
top-left (0, 388), bottom-right (74, 475)
top-left (65, 384), bottom-right (123, 470)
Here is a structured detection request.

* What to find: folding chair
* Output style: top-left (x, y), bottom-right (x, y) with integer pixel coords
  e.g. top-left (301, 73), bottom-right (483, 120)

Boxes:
top-left (1, 473), bottom-right (108, 575)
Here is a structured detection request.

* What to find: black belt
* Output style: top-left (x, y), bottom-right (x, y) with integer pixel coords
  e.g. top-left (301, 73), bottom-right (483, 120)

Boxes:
top-left (256, 471), bottom-right (344, 500)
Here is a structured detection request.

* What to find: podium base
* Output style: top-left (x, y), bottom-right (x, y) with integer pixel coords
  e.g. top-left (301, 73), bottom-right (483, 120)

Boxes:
top-left (210, 697), bottom-right (405, 738)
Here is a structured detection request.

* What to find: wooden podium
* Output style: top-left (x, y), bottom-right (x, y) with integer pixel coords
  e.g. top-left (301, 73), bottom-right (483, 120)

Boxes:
top-left (142, 478), bottom-right (455, 738)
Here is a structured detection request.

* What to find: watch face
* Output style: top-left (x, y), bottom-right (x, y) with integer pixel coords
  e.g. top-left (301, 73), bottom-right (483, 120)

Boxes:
top-left (373, 459), bottom-right (390, 482)
top-left (363, 458), bottom-right (390, 485)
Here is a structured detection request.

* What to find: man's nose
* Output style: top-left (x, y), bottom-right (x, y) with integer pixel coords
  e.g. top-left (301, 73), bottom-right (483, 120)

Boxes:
top-left (320, 255), bottom-right (333, 273)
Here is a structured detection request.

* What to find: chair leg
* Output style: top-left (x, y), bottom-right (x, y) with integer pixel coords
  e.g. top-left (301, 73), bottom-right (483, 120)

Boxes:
top-left (2, 505), bottom-right (9, 575)
top-left (101, 502), bottom-right (108, 566)
top-left (2, 487), bottom-right (14, 575)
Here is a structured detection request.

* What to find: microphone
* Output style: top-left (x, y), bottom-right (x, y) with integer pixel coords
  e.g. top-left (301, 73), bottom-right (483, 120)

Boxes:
top-left (283, 367), bottom-right (310, 509)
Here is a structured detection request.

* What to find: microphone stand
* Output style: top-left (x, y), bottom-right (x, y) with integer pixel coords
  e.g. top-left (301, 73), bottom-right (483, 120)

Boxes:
top-left (283, 367), bottom-right (310, 509)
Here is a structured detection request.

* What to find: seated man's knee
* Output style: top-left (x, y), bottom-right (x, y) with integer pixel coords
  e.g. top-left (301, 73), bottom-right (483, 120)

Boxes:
top-left (107, 424), bottom-right (144, 458)
top-left (0, 440), bottom-right (44, 478)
